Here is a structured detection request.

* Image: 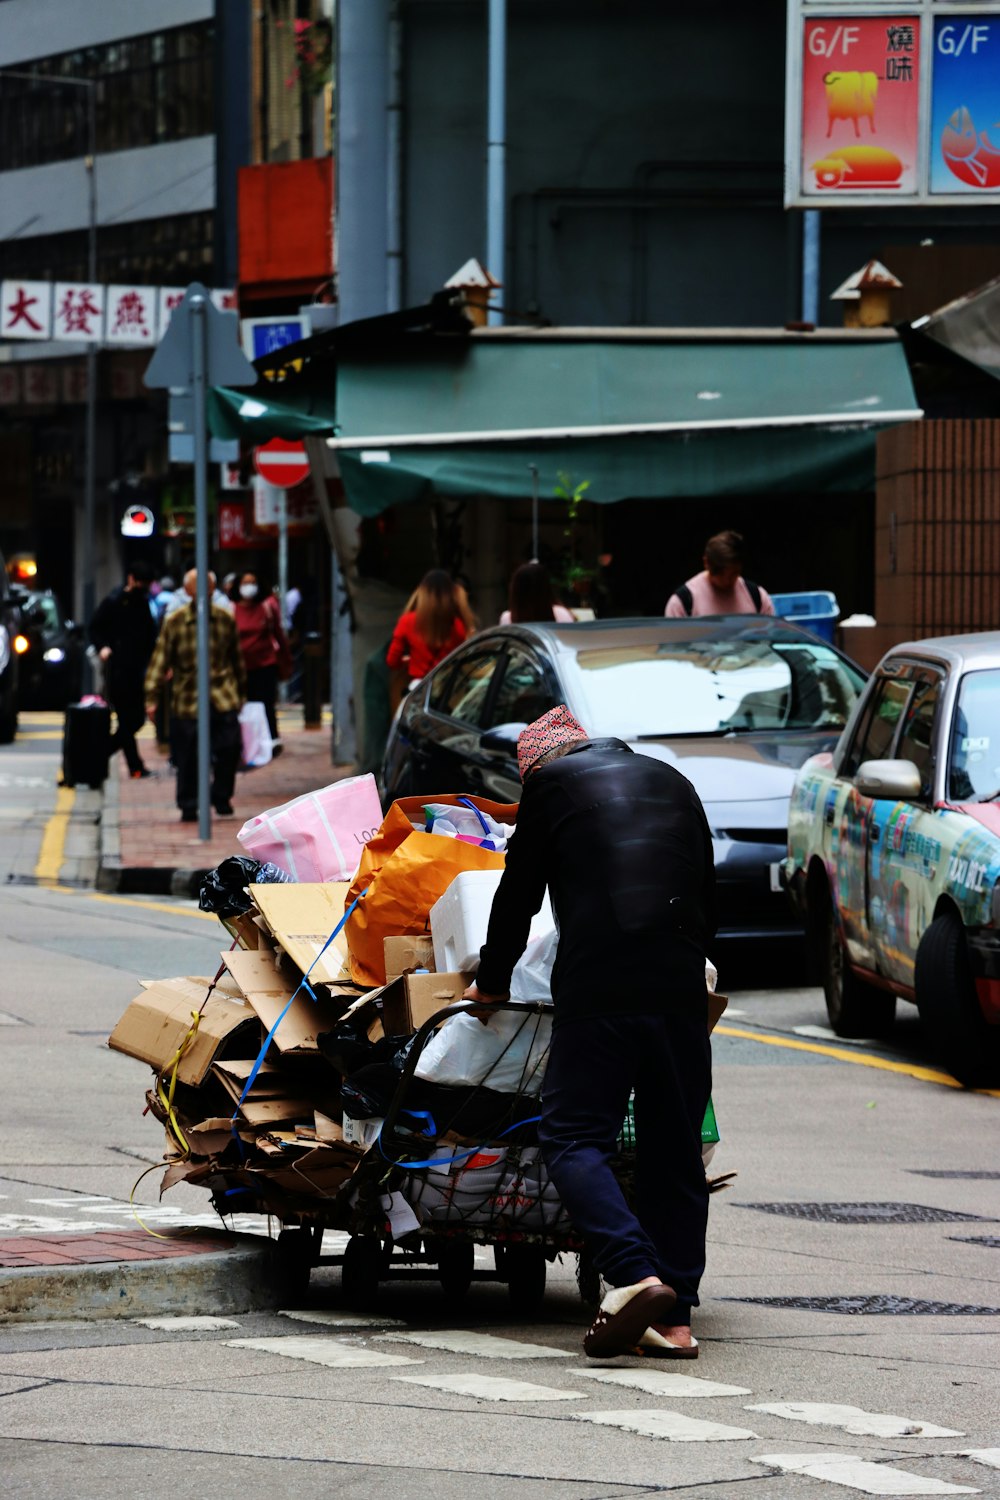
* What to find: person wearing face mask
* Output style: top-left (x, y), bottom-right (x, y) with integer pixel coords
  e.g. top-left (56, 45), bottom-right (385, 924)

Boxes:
top-left (233, 571), bottom-right (290, 752)
top-left (89, 559), bottom-right (160, 778)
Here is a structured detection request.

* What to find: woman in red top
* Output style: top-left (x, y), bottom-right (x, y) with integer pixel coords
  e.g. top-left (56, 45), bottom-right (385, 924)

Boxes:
top-left (386, 569), bottom-right (472, 683)
top-left (233, 572), bottom-right (289, 751)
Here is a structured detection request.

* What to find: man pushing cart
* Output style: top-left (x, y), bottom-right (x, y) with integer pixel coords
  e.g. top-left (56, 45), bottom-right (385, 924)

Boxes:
top-left (465, 706), bottom-right (717, 1361)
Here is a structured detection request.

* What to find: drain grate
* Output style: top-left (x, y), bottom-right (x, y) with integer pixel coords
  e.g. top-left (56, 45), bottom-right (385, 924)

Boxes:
top-left (908, 1169), bottom-right (1000, 1180)
top-left (732, 1201), bottom-right (996, 1224)
top-left (722, 1294), bottom-right (1000, 1315)
top-left (949, 1235), bottom-right (1000, 1249)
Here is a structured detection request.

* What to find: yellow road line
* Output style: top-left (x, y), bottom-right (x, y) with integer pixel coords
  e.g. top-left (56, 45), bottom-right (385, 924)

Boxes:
top-left (79, 888), bottom-right (217, 923)
top-left (17, 731), bottom-right (64, 740)
top-left (33, 785), bottom-right (75, 882)
top-left (715, 1023), bottom-right (1000, 1098)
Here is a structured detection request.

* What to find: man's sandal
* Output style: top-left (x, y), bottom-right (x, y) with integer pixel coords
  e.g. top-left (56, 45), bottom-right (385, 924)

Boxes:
top-left (633, 1327), bottom-right (699, 1360)
top-left (583, 1281), bottom-right (677, 1359)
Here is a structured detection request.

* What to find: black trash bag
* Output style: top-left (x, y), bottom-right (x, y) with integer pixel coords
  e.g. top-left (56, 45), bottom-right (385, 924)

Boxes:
top-left (198, 855), bottom-right (264, 916)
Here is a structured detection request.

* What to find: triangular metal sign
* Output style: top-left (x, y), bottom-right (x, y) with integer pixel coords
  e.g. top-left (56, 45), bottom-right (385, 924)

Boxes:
top-left (144, 282), bottom-right (258, 391)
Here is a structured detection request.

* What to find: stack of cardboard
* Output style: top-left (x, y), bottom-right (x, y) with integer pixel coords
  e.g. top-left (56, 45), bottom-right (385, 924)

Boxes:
top-left (108, 883), bottom-right (470, 1220)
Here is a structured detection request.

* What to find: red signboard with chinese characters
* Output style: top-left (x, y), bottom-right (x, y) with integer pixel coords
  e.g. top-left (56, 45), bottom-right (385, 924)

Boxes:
top-left (801, 17), bottom-right (921, 197)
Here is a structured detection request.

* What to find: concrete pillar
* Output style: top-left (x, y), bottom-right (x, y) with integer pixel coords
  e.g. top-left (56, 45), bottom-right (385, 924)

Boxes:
top-left (335, 0), bottom-right (390, 322)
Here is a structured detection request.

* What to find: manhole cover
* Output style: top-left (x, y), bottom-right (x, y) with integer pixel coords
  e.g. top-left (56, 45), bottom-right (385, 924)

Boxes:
top-left (908, 1170), bottom-right (1000, 1180)
top-left (722, 1294), bottom-right (1000, 1315)
top-left (732, 1201), bottom-right (996, 1224)
top-left (949, 1235), bottom-right (1000, 1249)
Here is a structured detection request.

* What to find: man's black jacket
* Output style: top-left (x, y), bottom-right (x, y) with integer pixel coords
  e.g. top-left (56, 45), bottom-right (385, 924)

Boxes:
top-left (89, 586), bottom-right (158, 678)
top-left (476, 738), bottom-right (716, 1022)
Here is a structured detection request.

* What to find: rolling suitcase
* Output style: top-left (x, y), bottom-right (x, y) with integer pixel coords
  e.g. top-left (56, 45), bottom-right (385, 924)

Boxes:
top-left (62, 699), bottom-right (112, 788)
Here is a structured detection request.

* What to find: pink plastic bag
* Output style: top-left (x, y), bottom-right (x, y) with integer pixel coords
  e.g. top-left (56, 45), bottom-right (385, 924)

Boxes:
top-left (236, 774), bottom-right (384, 883)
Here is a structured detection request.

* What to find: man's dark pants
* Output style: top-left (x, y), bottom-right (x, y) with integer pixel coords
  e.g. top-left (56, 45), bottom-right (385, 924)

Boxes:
top-left (108, 673), bottom-right (147, 774)
top-left (170, 711), bottom-right (241, 815)
top-left (538, 1003), bottom-right (711, 1325)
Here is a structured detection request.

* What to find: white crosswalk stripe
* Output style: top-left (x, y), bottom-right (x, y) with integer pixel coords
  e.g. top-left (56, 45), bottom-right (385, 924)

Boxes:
top-left (134, 1315), bottom-right (241, 1331)
top-left (227, 1336), bottom-right (423, 1368)
top-left (960, 1452), bottom-right (1000, 1471)
top-left (747, 1402), bottom-right (963, 1439)
top-left (751, 1453), bottom-right (979, 1495)
top-left (378, 1330), bottom-right (572, 1359)
top-left (573, 1368), bottom-right (751, 1398)
top-left (574, 1409), bottom-right (758, 1442)
top-left (278, 1308), bottom-right (405, 1329)
top-left (393, 1373), bottom-right (585, 1401)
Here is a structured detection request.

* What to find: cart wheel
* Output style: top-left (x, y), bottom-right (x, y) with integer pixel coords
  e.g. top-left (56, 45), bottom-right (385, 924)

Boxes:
top-left (341, 1235), bottom-right (383, 1311)
top-left (576, 1250), bottom-right (601, 1310)
top-left (437, 1240), bottom-right (474, 1300)
top-left (272, 1227), bottom-right (314, 1303)
top-left (505, 1244), bottom-right (546, 1314)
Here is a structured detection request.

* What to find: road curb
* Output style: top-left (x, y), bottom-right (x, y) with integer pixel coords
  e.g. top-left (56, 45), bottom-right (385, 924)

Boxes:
top-left (96, 766), bottom-right (121, 892)
top-left (0, 1235), bottom-right (278, 1324)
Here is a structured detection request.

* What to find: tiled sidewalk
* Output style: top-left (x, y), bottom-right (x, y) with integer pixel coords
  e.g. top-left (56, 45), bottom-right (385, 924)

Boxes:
top-left (0, 1229), bottom-right (236, 1268)
top-left (105, 705), bottom-right (354, 887)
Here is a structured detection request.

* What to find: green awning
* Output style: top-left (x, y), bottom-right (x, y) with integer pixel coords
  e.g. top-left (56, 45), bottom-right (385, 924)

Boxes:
top-left (211, 328), bottom-right (921, 513)
top-left (335, 427), bottom-right (879, 516)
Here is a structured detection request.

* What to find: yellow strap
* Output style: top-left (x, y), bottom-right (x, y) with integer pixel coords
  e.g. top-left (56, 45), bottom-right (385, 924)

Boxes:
top-left (155, 1010), bottom-right (202, 1155)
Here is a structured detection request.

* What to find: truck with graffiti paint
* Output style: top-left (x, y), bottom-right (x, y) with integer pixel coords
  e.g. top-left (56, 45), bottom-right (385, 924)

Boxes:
top-left (783, 633), bottom-right (1000, 1087)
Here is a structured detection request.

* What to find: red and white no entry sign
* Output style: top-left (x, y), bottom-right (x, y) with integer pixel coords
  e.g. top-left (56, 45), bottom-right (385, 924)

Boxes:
top-left (253, 437), bottom-right (310, 489)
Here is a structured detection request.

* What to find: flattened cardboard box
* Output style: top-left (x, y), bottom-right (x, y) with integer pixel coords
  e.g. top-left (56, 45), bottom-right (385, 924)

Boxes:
top-left (224, 947), bottom-right (349, 1053)
top-left (384, 934), bottom-right (436, 982)
top-left (250, 881), bottom-right (354, 984)
top-left (108, 976), bottom-right (257, 1085)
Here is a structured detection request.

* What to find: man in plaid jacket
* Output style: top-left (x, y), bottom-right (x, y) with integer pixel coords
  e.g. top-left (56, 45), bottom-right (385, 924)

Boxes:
top-left (145, 568), bottom-right (246, 822)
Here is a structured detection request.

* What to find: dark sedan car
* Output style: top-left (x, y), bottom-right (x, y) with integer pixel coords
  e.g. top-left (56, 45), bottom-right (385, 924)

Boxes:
top-left (0, 553), bottom-right (23, 742)
top-left (381, 617), bottom-right (867, 940)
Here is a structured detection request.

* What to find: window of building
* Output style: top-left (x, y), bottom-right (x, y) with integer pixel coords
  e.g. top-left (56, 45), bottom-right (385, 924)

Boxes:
top-left (0, 23), bottom-right (214, 172)
top-left (0, 213), bottom-right (215, 289)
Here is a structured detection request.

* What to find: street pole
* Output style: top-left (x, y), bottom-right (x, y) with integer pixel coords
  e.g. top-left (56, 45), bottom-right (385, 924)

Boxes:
top-left (0, 70), bottom-right (101, 668)
top-left (802, 210), bottom-right (821, 326)
top-left (277, 485), bottom-right (289, 705)
top-left (486, 0), bottom-right (507, 326)
top-left (82, 80), bottom-right (98, 685)
top-left (190, 293), bottom-right (212, 842)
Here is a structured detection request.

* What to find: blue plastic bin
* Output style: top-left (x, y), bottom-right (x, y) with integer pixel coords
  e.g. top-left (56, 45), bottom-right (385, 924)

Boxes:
top-left (770, 590), bottom-right (840, 644)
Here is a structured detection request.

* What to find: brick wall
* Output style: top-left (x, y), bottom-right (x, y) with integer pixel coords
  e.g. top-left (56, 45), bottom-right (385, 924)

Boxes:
top-left (857, 420), bottom-right (1000, 671)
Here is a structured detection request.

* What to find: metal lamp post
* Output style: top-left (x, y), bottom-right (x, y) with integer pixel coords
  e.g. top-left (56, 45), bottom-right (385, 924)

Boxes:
top-left (1, 69), bottom-right (99, 663)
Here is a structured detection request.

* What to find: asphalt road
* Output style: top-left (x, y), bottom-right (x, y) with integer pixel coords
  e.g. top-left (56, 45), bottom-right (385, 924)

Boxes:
top-left (1, 730), bottom-right (998, 1499)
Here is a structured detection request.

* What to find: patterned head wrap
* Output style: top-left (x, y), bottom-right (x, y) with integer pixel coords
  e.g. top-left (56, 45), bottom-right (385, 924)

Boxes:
top-left (517, 704), bottom-right (588, 779)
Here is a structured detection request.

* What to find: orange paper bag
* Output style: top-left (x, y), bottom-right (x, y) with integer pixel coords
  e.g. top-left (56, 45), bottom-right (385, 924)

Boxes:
top-left (344, 795), bottom-right (516, 987)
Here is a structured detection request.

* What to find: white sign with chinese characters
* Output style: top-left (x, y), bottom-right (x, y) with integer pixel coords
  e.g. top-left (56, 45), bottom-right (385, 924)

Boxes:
top-left (105, 285), bottom-right (158, 346)
top-left (1, 280), bottom-right (52, 340)
top-left (53, 283), bottom-right (105, 342)
top-left (0, 282), bottom-right (238, 347)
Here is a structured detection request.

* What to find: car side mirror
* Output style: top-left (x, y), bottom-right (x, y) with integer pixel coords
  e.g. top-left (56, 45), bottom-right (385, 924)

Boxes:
top-left (480, 722), bottom-right (526, 755)
top-left (855, 758), bottom-right (923, 800)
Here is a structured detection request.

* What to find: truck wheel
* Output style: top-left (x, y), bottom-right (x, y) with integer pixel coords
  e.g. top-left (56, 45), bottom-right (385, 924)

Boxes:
top-left (341, 1235), bottom-right (383, 1311)
top-left (505, 1245), bottom-right (546, 1315)
top-left (272, 1227), bottom-right (314, 1303)
top-left (915, 914), bottom-right (1000, 1087)
top-left (819, 899), bottom-right (895, 1038)
top-left (437, 1240), bottom-right (474, 1300)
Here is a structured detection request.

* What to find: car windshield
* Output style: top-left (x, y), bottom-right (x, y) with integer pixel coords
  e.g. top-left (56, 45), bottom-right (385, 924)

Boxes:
top-left (948, 668), bottom-right (1000, 801)
top-left (566, 630), bottom-right (865, 739)
top-left (26, 595), bottom-right (60, 631)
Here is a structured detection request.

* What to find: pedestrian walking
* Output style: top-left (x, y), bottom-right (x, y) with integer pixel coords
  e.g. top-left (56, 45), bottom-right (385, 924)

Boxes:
top-left (144, 568), bottom-right (246, 822)
top-left (233, 571), bottom-right (290, 752)
top-left (88, 560), bottom-right (159, 779)
top-left (500, 561), bottom-right (576, 624)
top-left (465, 705), bottom-right (716, 1359)
top-left (665, 529), bottom-right (775, 618)
top-left (386, 569), bottom-right (474, 684)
